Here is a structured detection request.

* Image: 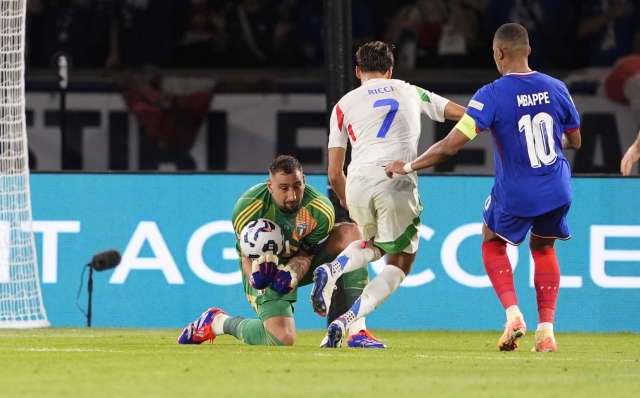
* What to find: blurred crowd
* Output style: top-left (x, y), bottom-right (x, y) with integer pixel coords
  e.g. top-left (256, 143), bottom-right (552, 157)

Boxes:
top-left (26, 0), bottom-right (640, 71)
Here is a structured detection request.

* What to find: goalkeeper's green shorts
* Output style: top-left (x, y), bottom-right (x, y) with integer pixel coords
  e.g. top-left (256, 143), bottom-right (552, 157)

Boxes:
top-left (241, 246), bottom-right (368, 321)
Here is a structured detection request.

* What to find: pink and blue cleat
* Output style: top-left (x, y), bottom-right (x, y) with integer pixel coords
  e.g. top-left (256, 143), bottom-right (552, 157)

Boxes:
top-left (347, 330), bottom-right (387, 348)
top-left (177, 307), bottom-right (227, 344)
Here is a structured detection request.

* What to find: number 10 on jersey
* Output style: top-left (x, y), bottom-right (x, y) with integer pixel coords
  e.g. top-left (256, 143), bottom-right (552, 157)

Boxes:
top-left (519, 112), bottom-right (557, 168)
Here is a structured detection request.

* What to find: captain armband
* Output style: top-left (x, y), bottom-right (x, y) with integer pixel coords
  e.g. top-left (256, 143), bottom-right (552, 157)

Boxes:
top-left (455, 114), bottom-right (479, 140)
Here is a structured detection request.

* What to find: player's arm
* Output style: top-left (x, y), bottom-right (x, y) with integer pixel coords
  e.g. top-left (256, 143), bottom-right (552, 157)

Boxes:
top-left (327, 103), bottom-right (349, 209)
top-left (283, 231), bottom-right (328, 280)
top-left (562, 129), bottom-right (581, 150)
top-left (415, 123), bottom-right (472, 168)
top-left (621, 127), bottom-right (640, 176)
top-left (240, 254), bottom-right (253, 279)
top-left (415, 85), bottom-right (466, 122)
top-left (270, 249), bottom-right (310, 294)
top-left (283, 252), bottom-right (312, 281)
top-left (232, 197), bottom-right (277, 289)
top-left (560, 86), bottom-right (582, 152)
top-left (385, 114), bottom-right (475, 176)
top-left (280, 195), bottom-right (335, 283)
top-left (443, 100), bottom-right (467, 122)
top-left (328, 147), bottom-right (347, 209)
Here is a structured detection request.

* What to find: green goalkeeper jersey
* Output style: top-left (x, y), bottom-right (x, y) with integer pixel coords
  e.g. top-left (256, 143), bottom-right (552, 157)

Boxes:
top-left (232, 183), bottom-right (335, 263)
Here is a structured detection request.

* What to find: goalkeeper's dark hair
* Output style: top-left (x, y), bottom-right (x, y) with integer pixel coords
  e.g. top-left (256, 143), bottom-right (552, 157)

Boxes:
top-left (269, 155), bottom-right (303, 176)
top-left (356, 41), bottom-right (394, 74)
top-left (494, 23), bottom-right (529, 47)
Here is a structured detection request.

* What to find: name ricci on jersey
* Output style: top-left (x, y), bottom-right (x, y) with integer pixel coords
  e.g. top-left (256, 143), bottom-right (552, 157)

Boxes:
top-left (517, 92), bottom-right (550, 107)
top-left (367, 86), bottom-right (395, 95)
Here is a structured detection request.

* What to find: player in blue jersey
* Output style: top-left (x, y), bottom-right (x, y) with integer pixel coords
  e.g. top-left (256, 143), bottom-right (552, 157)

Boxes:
top-left (385, 23), bottom-right (582, 353)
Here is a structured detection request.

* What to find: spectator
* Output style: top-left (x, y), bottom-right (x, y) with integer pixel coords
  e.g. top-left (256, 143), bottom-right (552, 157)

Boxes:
top-left (384, 0), bottom-right (488, 68)
top-left (384, 0), bottom-right (443, 68)
top-left (35, 0), bottom-right (111, 68)
top-left (440, 0), bottom-right (488, 66)
top-left (360, 0), bottom-right (414, 40)
top-left (578, 0), bottom-right (640, 67)
top-left (602, 54), bottom-right (640, 175)
top-left (107, 0), bottom-right (189, 69)
top-left (174, 0), bottom-right (227, 68)
top-left (485, 0), bottom-right (577, 69)
top-left (297, 0), bottom-right (375, 67)
top-left (217, 0), bottom-right (298, 67)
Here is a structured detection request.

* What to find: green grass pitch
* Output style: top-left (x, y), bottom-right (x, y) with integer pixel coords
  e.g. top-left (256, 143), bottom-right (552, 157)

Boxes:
top-left (1, 329), bottom-right (639, 397)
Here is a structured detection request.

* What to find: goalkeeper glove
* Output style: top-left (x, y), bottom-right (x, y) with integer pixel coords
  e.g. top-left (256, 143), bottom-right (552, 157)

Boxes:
top-left (271, 264), bottom-right (298, 295)
top-left (249, 254), bottom-right (279, 289)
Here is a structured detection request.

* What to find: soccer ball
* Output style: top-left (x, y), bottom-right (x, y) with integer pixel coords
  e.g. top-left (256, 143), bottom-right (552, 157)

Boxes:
top-left (239, 218), bottom-right (285, 259)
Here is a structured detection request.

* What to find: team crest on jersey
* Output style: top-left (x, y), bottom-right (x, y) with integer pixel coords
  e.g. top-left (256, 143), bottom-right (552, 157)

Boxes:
top-left (296, 222), bottom-right (308, 236)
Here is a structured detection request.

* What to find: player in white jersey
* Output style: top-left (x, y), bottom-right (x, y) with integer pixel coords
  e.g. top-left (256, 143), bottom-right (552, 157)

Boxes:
top-left (310, 41), bottom-right (466, 347)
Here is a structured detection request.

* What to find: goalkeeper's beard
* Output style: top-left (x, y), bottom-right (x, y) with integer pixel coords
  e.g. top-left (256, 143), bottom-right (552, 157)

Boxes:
top-left (280, 201), bottom-right (301, 213)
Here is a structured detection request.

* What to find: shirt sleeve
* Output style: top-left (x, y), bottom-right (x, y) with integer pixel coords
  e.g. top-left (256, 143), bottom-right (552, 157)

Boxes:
top-left (464, 84), bottom-right (497, 132)
top-left (414, 85), bottom-right (449, 122)
top-left (328, 103), bottom-right (349, 148)
top-left (231, 197), bottom-right (265, 236)
top-left (303, 197), bottom-right (335, 247)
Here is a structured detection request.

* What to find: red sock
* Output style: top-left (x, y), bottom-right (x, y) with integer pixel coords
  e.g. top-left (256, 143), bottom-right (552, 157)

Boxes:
top-left (482, 240), bottom-right (517, 309)
top-left (532, 248), bottom-right (560, 324)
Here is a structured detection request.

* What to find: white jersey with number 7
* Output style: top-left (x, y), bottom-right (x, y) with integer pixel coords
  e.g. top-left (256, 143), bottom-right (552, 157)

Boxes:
top-left (328, 78), bottom-right (451, 168)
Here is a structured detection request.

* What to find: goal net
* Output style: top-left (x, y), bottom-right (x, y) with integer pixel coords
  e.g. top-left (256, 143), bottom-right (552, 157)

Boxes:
top-left (0, 0), bottom-right (49, 328)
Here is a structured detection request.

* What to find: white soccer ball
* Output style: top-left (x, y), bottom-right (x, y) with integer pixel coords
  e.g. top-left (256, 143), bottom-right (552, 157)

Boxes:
top-left (239, 218), bottom-right (285, 260)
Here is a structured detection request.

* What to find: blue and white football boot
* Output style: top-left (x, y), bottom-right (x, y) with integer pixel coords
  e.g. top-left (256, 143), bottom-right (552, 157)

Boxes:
top-left (310, 258), bottom-right (345, 317)
top-left (320, 317), bottom-right (347, 348)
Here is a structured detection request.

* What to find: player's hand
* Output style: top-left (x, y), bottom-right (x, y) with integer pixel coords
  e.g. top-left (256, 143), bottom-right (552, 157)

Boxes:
top-left (271, 264), bottom-right (298, 295)
top-left (249, 254), bottom-right (279, 289)
top-left (621, 145), bottom-right (640, 176)
top-left (384, 160), bottom-right (407, 178)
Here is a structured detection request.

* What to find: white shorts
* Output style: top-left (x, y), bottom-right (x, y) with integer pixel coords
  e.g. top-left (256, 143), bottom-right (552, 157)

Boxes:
top-left (346, 164), bottom-right (421, 254)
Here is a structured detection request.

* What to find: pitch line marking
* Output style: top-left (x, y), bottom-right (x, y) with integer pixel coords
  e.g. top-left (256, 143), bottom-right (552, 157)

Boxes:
top-left (416, 354), bottom-right (638, 363)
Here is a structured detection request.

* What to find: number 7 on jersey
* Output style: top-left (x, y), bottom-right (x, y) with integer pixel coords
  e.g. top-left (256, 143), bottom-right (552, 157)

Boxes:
top-left (373, 98), bottom-right (399, 138)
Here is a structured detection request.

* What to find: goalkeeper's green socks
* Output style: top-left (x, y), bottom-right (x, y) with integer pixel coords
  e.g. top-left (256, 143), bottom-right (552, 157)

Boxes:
top-left (343, 267), bottom-right (368, 335)
top-left (222, 317), bottom-right (284, 346)
top-left (343, 267), bottom-right (368, 307)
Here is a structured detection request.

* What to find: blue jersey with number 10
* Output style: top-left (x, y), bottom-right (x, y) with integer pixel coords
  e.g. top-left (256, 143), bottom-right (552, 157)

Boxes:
top-left (465, 71), bottom-right (580, 217)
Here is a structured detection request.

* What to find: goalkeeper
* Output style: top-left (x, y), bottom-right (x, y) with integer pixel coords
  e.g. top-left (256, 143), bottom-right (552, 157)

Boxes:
top-left (177, 155), bottom-right (384, 347)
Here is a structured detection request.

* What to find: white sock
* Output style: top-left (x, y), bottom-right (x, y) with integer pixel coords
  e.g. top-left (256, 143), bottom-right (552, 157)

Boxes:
top-left (537, 322), bottom-right (553, 334)
top-left (212, 314), bottom-right (229, 335)
top-left (341, 265), bottom-right (405, 329)
top-left (348, 317), bottom-right (367, 336)
top-left (330, 240), bottom-right (382, 276)
top-left (505, 305), bottom-right (522, 321)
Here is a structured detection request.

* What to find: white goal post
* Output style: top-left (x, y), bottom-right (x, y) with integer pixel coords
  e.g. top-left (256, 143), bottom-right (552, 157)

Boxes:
top-left (0, 0), bottom-right (49, 328)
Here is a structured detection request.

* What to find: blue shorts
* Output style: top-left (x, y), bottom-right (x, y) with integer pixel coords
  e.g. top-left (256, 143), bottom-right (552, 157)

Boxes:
top-left (483, 195), bottom-right (571, 246)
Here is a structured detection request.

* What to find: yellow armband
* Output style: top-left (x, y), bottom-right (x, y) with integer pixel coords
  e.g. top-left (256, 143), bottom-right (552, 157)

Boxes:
top-left (455, 114), bottom-right (479, 140)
